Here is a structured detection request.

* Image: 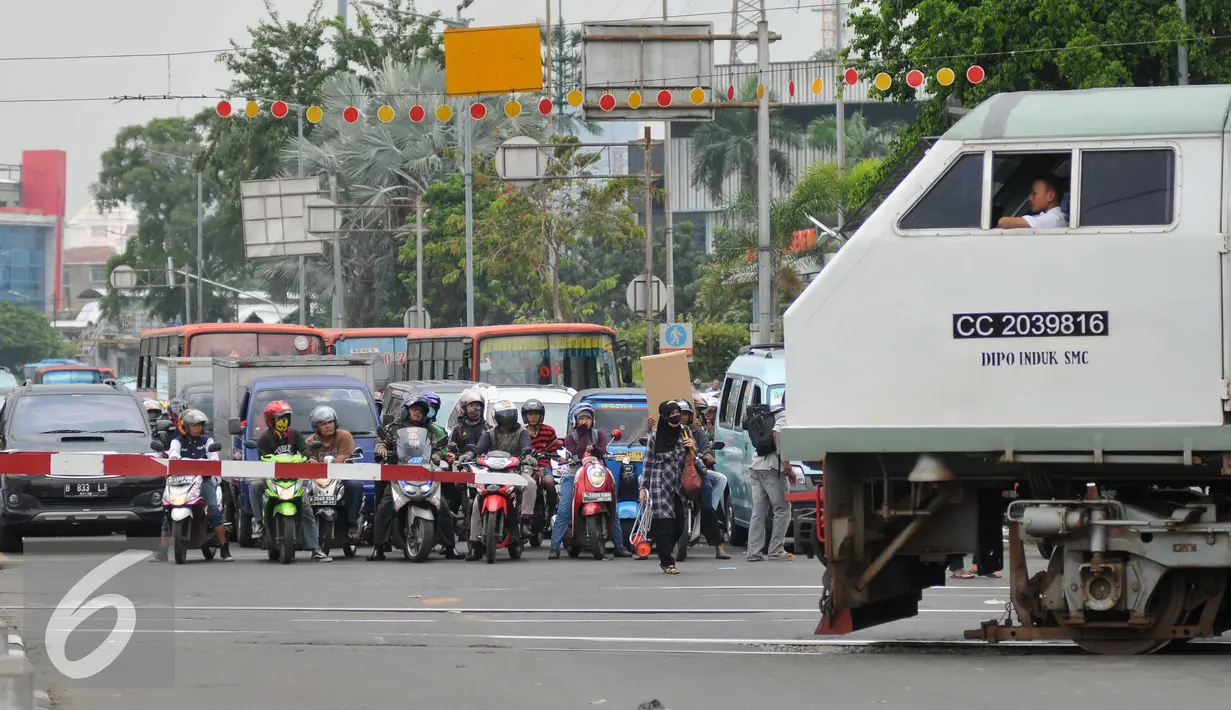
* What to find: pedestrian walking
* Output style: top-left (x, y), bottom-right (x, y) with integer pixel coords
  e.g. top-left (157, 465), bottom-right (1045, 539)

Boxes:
top-left (640, 400), bottom-right (692, 574)
top-left (747, 394), bottom-right (794, 561)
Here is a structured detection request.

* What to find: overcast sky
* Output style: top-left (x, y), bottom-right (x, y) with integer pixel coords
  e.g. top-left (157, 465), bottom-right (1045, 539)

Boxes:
top-left (0, 0), bottom-right (827, 215)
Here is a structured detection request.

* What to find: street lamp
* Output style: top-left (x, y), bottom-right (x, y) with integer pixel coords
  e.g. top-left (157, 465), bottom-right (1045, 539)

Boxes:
top-left (145, 149), bottom-right (203, 325)
top-left (360, 0), bottom-right (478, 326)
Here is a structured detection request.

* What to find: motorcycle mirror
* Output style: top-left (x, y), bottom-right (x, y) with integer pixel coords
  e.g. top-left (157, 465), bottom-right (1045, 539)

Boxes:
top-left (352, 448), bottom-right (363, 458)
top-left (149, 440), bottom-right (165, 453)
top-left (309, 440), bottom-right (324, 450)
top-left (713, 441), bottom-right (726, 450)
top-left (611, 429), bottom-right (623, 442)
top-left (380, 411), bottom-right (395, 427)
top-left (207, 442), bottom-right (222, 453)
top-left (243, 439), bottom-right (259, 450)
top-left (155, 419), bottom-right (174, 432)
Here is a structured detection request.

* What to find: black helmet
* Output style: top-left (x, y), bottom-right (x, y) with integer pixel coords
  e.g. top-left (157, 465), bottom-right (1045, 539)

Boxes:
top-left (521, 399), bottom-right (545, 423)
top-left (493, 400), bottom-right (519, 429)
top-left (405, 395), bottom-right (431, 420)
top-left (676, 399), bottom-right (694, 415)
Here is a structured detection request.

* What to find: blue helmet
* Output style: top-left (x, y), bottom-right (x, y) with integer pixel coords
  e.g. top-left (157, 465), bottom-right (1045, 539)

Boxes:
top-left (404, 395), bottom-right (432, 421)
top-left (569, 403), bottom-right (595, 428)
top-left (421, 392), bottom-right (442, 422)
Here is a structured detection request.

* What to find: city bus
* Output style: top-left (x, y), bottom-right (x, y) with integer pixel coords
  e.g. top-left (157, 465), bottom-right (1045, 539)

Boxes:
top-left (322, 327), bottom-right (426, 395)
top-left (135, 323), bottom-right (327, 396)
top-left (403, 323), bottom-right (632, 391)
top-left (21, 360), bottom-right (112, 385)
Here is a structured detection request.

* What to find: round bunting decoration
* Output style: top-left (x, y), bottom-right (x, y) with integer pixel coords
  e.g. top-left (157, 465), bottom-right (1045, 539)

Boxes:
top-left (599, 93), bottom-right (617, 111)
top-left (657, 89), bottom-right (672, 107)
top-left (689, 87), bottom-right (705, 104)
top-left (342, 106), bottom-right (360, 123)
top-left (811, 78), bottom-right (823, 94)
top-left (377, 105), bottom-right (395, 123)
top-left (504, 99), bottom-right (521, 117)
top-left (435, 104), bottom-right (453, 121)
top-left (538, 97), bottom-right (553, 115)
top-left (727, 84), bottom-right (735, 100)
top-left (271, 101), bottom-right (289, 119)
top-left (469, 102), bottom-right (487, 120)
top-left (409, 105), bottom-right (426, 122)
top-left (937, 67), bottom-right (956, 86)
top-left (843, 68), bottom-right (859, 85)
top-left (245, 100), bottom-right (260, 118)
top-left (566, 89), bottom-right (583, 107)
top-left (305, 105), bottom-right (323, 124)
top-left (216, 100), bottom-right (232, 118)
top-left (874, 72), bottom-right (892, 91)
top-left (628, 91), bottom-right (643, 109)
top-left (966, 65), bottom-right (986, 84)
top-left (906, 70), bottom-right (925, 88)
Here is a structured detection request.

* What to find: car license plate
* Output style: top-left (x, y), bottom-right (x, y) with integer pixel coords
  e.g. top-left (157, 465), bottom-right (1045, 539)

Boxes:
top-left (582, 492), bottom-right (612, 502)
top-left (306, 495), bottom-right (337, 506)
top-left (64, 482), bottom-right (107, 498)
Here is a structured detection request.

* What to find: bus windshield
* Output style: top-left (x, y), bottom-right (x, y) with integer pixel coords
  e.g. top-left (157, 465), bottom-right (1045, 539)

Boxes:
top-left (478, 333), bottom-right (616, 390)
top-left (40, 370), bottom-right (103, 384)
top-left (190, 332), bottom-right (325, 357)
top-left (589, 401), bottom-right (649, 444)
top-left (333, 337), bottom-right (405, 389)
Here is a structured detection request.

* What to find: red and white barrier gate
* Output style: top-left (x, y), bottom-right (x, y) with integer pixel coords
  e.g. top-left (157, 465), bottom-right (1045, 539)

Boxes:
top-left (0, 452), bottom-right (526, 487)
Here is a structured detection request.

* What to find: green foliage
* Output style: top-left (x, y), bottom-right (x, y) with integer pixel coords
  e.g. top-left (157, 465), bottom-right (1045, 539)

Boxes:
top-left (807, 112), bottom-right (904, 166)
top-left (689, 77), bottom-right (802, 202)
top-left (692, 321), bottom-right (750, 383)
top-left (0, 303), bottom-right (72, 370)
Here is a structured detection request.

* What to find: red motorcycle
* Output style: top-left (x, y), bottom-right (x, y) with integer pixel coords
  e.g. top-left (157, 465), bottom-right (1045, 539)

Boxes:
top-left (469, 451), bottom-right (526, 564)
top-left (562, 434), bottom-right (621, 560)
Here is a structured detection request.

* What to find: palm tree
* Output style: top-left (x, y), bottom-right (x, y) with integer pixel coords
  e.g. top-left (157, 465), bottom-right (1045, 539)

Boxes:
top-left (689, 77), bottom-right (802, 204)
top-left (272, 57), bottom-right (547, 325)
top-left (698, 158), bottom-right (882, 319)
top-left (806, 112), bottom-right (904, 167)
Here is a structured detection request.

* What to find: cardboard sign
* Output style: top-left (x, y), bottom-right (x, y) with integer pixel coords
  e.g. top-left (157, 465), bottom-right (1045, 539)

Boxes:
top-left (640, 350), bottom-right (693, 416)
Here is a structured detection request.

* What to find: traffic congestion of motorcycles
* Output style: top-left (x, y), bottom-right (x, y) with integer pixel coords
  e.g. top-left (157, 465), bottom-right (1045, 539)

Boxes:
top-left (143, 385), bottom-right (729, 567)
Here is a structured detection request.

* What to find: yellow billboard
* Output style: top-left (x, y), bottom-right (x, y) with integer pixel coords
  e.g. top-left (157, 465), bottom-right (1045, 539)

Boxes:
top-left (444, 24), bottom-right (544, 97)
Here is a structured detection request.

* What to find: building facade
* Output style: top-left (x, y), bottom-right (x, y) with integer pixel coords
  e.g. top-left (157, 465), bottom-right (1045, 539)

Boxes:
top-left (0, 151), bottom-right (67, 313)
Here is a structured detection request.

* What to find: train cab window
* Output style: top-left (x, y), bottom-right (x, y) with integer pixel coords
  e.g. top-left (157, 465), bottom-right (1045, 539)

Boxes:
top-left (899, 153), bottom-right (983, 230)
top-left (1078, 149), bottom-right (1175, 227)
top-left (990, 151), bottom-right (1071, 229)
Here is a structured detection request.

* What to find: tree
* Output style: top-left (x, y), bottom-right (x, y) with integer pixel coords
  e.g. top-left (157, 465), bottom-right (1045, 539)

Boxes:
top-left (806, 112), bottom-right (904, 166)
top-left (539, 17), bottom-right (599, 137)
top-left (697, 158), bottom-right (881, 321)
top-left (478, 137), bottom-right (641, 321)
top-left (689, 77), bottom-right (801, 204)
top-left (92, 115), bottom-right (237, 324)
top-left (0, 303), bottom-right (72, 370)
top-left (290, 58), bottom-right (547, 327)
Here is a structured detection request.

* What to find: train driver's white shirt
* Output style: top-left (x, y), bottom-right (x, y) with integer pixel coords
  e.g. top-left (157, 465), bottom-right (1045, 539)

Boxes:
top-left (1023, 206), bottom-right (1067, 229)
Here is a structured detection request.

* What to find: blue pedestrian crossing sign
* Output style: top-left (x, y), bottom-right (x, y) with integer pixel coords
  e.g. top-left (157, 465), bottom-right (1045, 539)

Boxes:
top-left (659, 323), bottom-right (694, 358)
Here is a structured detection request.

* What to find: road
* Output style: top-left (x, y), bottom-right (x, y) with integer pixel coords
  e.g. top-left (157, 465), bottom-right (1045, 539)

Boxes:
top-left (1, 539), bottom-right (1229, 710)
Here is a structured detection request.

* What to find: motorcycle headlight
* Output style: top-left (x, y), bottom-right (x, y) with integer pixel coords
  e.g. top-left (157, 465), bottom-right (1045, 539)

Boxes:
top-left (315, 478), bottom-right (331, 487)
top-left (277, 488), bottom-right (295, 500)
top-left (485, 484), bottom-right (501, 492)
top-left (172, 495), bottom-right (187, 506)
top-left (400, 482), bottom-right (419, 494)
top-left (586, 468), bottom-right (608, 487)
top-left (420, 483), bottom-right (433, 493)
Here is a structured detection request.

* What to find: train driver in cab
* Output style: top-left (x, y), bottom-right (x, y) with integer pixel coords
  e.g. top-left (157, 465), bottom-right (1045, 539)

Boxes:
top-left (996, 176), bottom-right (1067, 229)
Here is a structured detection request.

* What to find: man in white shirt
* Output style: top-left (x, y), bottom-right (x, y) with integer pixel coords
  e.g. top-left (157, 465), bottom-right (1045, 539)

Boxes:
top-left (997, 176), bottom-right (1067, 229)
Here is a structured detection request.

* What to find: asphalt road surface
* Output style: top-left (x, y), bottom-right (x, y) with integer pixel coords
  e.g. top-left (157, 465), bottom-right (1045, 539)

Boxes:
top-left (2, 538), bottom-right (1229, 710)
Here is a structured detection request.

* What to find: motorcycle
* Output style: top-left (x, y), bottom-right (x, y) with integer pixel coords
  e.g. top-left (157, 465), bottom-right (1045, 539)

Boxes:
top-left (521, 459), bottom-right (557, 549)
top-left (243, 439), bottom-right (319, 564)
top-left (391, 427), bottom-right (441, 563)
top-left (561, 448), bottom-right (619, 560)
top-left (152, 440), bottom-right (224, 564)
top-left (308, 447), bottom-right (364, 558)
top-left (464, 450), bottom-right (525, 564)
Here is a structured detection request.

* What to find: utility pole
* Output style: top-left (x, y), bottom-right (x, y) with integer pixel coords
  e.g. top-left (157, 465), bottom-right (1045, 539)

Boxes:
top-left (297, 109), bottom-right (307, 325)
top-left (329, 175), bottom-right (344, 328)
top-left (663, 0), bottom-right (676, 323)
top-left (464, 113), bottom-right (475, 327)
top-left (415, 192), bottom-right (424, 315)
top-left (545, 0), bottom-right (553, 132)
top-left (643, 127), bottom-right (655, 356)
top-left (754, 2), bottom-right (773, 345)
top-left (196, 169), bottom-right (203, 323)
top-left (1177, 0), bottom-right (1189, 85)
top-left (835, 0), bottom-right (846, 180)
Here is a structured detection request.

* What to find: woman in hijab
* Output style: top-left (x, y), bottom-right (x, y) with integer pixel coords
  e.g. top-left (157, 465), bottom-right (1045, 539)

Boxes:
top-left (639, 400), bottom-right (693, 573)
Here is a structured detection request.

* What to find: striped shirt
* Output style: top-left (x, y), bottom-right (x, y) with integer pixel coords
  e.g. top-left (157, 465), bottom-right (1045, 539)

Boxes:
top-left (528, 423), bottom-right (560, 463)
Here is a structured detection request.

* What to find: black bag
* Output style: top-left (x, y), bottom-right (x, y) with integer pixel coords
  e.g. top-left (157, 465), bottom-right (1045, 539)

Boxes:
top-left (743, 404), bottom-right (778, 457)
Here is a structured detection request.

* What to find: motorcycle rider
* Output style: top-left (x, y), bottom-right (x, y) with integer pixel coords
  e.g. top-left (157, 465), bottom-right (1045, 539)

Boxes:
top-left (369, 395), bottom-right (459, 560)
top-left (305, 405), bottom-right (367, 541)
top-left (464, 400), bottom-right (537, 561)
top-left (549, 403), bottom-right (631, 560)
top-left (522, 399), bottom-right (560, 519)
top-left (448, 389), bottom-right (490, 459)
top-left (156, 409), bottom-right (231, 562)
top-left (253, 401), bottom-right (331, 562)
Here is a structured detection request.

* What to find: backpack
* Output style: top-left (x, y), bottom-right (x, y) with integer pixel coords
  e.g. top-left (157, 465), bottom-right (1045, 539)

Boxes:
top-left (743, 404), bottom-right (778, 457)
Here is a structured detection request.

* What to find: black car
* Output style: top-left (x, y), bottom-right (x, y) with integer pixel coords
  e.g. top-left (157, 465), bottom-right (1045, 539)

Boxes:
top-left (0, 382), bottom-right (164, 552)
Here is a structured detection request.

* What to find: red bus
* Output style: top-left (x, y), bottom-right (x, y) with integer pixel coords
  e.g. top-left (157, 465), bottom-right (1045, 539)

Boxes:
top-left (322, 328), bottom-right (427, 394)
top-left (136, 323), bottom-right (327, 395)
top-left (404, 323), bottom-right (632, 390)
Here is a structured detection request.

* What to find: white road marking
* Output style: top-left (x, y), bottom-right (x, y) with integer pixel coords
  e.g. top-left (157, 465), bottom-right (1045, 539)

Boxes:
top-left (606, 585), bottom-right (1011, 591)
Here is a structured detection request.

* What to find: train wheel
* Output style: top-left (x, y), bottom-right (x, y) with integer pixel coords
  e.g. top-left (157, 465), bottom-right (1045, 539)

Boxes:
top-left (1057, 569), bottom-right (1188, 656)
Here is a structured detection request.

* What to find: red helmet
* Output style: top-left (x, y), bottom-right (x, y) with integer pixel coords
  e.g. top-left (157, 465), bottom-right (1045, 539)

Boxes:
top-left (263, 400), bottom-right (293, 432)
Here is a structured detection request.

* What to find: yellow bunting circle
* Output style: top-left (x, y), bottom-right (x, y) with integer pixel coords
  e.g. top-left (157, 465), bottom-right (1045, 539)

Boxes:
top-left (756, 83), bottom-right (765, 99)
top-left (435, 104), bottom-right (453, 121)
top-left (245, 100), bottom-right (259, 117)
top-left (377, 104), bottom-right (395, 123)
top-left (811, 77), bottom-right (823, 94)
top-left (874, 72), bottom-right (892, 91)
top-left (305, 105), bottom-right (324, 124)
top-left (937, 67), bottom-right (955, 86)
top-left (504, 100), bottom-right (522, 117)
top-left (628, 91), bottom-right (643, 109)
top-left (566, 89), bottom-right (583, 107)
top-left (689, 87), bottom-right (705, 104)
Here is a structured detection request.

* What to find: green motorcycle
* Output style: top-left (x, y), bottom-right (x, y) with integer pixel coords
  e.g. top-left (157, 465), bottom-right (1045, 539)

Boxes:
top-left (243, 441), bottom-right (316, 564)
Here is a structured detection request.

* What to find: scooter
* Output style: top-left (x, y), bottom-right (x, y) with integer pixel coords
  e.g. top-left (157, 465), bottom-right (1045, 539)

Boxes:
top-left (562, 448), bottom-right (619, 560)
top-left (464, 450), bottom-right (525, 564)
top-left (153, 440), bottom-right (224, 564)
top-left (391, 427), bottom-right (440, 562)
top-left (521, 460), bottom-right (556, 548)
top-left (242, 439), bottom-right (318, 564)
top-left (308, 447), bottom-right (364, 558)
